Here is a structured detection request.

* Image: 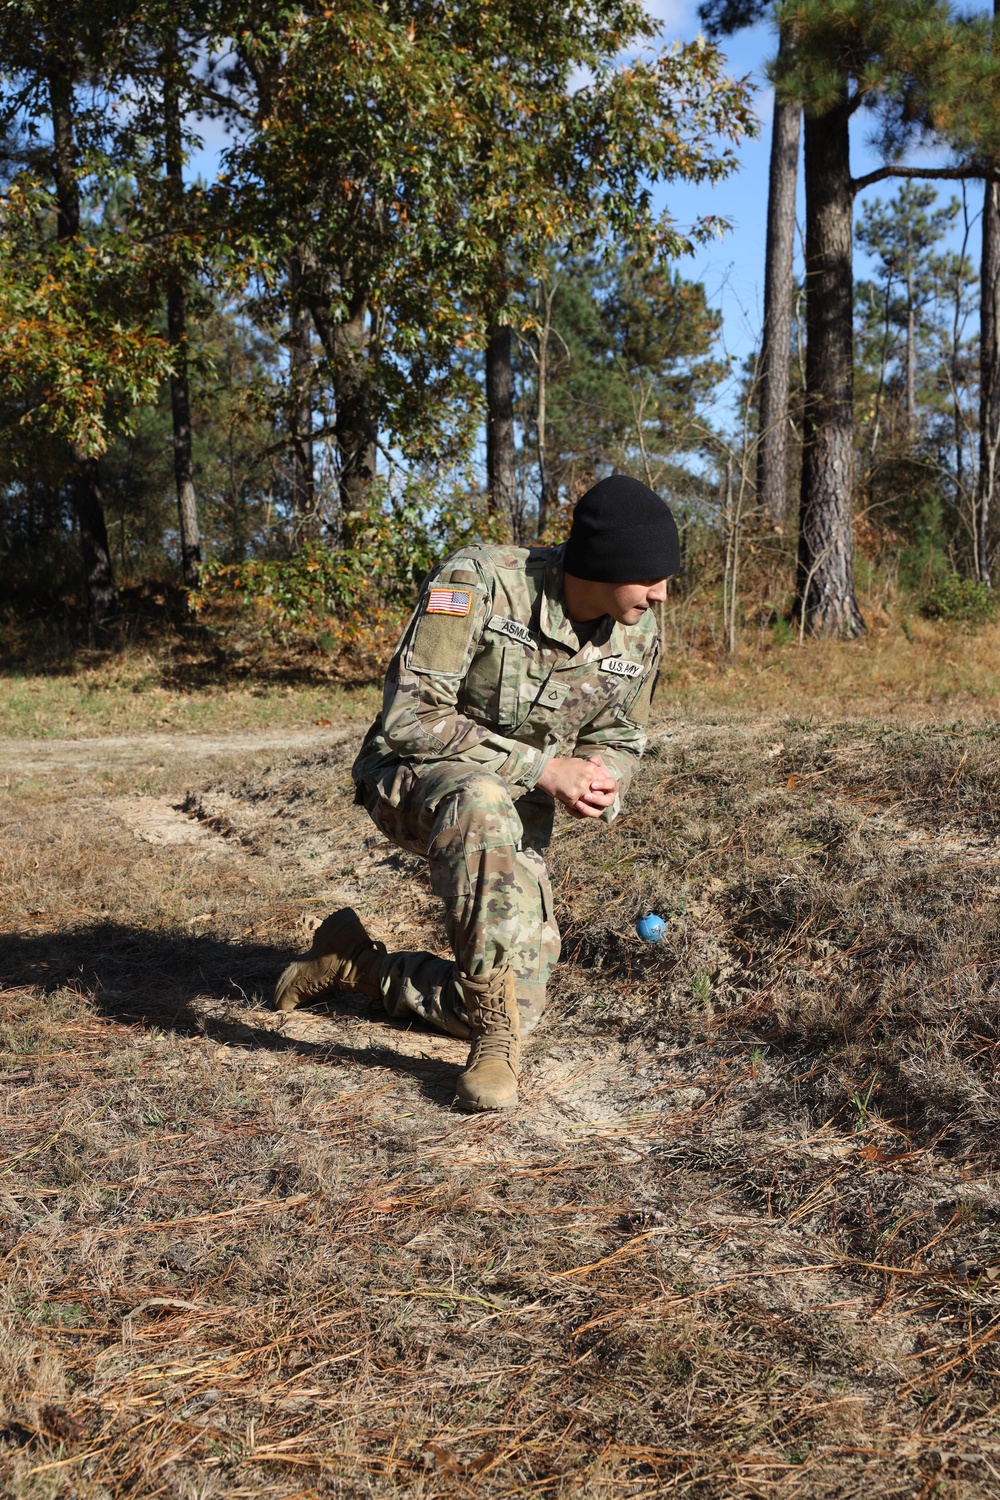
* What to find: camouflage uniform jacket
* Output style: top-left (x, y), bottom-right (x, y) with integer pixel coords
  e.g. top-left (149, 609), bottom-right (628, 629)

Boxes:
top-left (352, 542), bottom-right (659, 820)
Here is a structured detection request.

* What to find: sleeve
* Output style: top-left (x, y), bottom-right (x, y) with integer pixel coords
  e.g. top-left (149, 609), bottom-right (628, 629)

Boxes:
top-left (572, 635), bottom-right (660, 822)
top-left (380, 556), bottom-right (554, 791)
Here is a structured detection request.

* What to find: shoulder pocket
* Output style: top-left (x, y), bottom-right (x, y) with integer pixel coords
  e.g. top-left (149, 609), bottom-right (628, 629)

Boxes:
top-left (406, 571), bottom-right (484, 677)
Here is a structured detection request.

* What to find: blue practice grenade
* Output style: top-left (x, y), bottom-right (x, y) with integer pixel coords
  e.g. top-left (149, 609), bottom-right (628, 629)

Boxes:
top-left (635, 912), bottom-right (666, 944)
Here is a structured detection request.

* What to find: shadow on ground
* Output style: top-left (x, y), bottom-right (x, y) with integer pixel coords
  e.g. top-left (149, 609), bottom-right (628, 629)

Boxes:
top-left (0, 923), bottom-right (463, 1105)
top-left (0, 921), bottom-right (285, 1019)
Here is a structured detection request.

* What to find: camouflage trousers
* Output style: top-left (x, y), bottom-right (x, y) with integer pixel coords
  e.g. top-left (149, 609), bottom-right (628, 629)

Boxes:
top-left (356, 759), bottom-right (561, 1037)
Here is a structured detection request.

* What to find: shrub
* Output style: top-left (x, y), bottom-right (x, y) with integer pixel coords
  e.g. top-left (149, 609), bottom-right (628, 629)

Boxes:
top-left (192, 483), bottom-right (508, 671)
top-left (919, 573), bottom-right (999, 628)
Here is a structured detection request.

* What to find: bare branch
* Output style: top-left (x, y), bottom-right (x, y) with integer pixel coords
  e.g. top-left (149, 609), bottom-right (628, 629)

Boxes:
top-left (852, 163), bottom-right (1000, 196)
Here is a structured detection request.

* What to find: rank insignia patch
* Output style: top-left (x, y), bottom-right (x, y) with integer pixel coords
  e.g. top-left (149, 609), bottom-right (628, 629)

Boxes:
top-left (426, 588), bottom-right (472, 616)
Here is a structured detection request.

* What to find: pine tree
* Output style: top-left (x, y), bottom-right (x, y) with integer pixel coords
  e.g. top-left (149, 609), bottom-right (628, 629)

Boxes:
top-left (976, 0), bottom-right (1000, 586)
top-left (701, 0), bottom-right (801, 525)
top-left (161, 27), bottom-right (201, 589)
top-left (513, 247), bottom-right (725, 525)
top-left (853, 183), bottom-right (977, 546)
top-left (778, 0), bottom-right (1000, 635)
top-left (855, 184), bottom-right (960, 442)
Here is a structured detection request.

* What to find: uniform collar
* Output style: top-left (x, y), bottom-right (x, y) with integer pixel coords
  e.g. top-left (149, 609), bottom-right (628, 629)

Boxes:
top-left (541, 545), bottom-right (616, 661)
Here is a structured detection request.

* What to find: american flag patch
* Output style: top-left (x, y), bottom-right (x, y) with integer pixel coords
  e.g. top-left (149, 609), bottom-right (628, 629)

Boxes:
top-left (426, 588), bottom-right (472, 616)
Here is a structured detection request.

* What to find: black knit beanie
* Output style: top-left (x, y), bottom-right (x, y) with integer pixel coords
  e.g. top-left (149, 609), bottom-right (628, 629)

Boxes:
top-left (563, 475), bottom-right (680, 583)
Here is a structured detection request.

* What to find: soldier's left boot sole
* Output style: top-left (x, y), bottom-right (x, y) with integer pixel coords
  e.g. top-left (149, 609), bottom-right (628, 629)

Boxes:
top-left (273, 908), bottom-right (385, 1013)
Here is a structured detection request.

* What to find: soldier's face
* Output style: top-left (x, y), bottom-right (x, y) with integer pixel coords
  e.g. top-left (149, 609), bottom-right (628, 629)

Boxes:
top-left (606, 579), bottom-right (669, 624)
top-left (564, 571), bottom-right (669, 625)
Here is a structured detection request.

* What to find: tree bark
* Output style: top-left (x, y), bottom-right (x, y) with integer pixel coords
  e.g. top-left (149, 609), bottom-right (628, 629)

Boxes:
top-left (756, 36), bottom-right (800, 525)
top-left (795, 102), bottom-right (866, 637)
top-left (535, 279), bottom-right (555, 539)
top-left (905, 269), bottom-right (917, 432)
top-left (48, 56), bottom-right (80, 241)
top-left (288, 253), bottom-right (315, 535)
top-left (333, 301), bottom-right (376, 520)
top-left (976, 174), bottom-right (1000, 585)
top-left (972, 0), bottom-right (1000, 586)
top-left (166, 280), bottom-right (200, 586)
top-left (297, 246), bottom-right (375, 532)
top-left (306, 293), bottom-right (375, 527)
top-left (163, 33), bottom-right (201, 588)
top-left (47, 54), bottom-right (119, 625)
top-left (486, 322), bottom-right (517, 533)
top-left (72, 459), bottom-right (119, 623)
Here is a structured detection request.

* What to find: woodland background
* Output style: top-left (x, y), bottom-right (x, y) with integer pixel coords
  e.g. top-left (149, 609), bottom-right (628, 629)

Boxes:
top-left (5, 11), bottom-right (1000, 1492)
top-left (3, 0), bottom-right (1000, 669)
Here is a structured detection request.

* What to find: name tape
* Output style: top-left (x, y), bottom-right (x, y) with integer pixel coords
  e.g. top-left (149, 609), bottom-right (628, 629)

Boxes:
top-left (600, 657), bottom-right (643, 678)
top-left (487, 614), bottom-right (537, 649)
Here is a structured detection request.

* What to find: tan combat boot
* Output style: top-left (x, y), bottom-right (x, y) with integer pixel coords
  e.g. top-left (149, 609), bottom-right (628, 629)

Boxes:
top-left (454, 966), bottom-right (520, 1112)
top-left (274, 908), bottom-right (386, 1013)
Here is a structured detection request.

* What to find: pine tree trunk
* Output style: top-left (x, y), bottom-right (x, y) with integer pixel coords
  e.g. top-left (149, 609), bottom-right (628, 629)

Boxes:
top-left (535, 280), bottom-right (555, 539)
top-left (976, 179), bottom-right (1000, 587)
top-left (289, 253), bottom-right (315, 535)
top-left (756, 37), bottom-right (800, 526)
top-left (972, 0), bottom-right (1000, 586)
top-left (163, 33), bottom-right (201, 588)
top-left (486, 323), bottom-right (517, 532)
top-left (166, 281), bottom-right (200, 586)
top-left (333, 299), bottom-right (376, 523)
top-left (795, 103), bottom-right (865, 637)
top-left (72, 459), bottom-right (119, 624)
top-left (47, 56), bottom-right (119, 625)
top-left (906, 277), bottom-right (917, 432)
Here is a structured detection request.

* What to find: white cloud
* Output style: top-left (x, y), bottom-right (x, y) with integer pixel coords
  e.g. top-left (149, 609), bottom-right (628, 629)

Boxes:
top-left (642, 0), bottom-right (693, 30)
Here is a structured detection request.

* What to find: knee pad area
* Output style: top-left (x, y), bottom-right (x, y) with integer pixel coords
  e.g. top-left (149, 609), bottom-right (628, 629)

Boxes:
top-left (439, 773), bottom-right (521, 854)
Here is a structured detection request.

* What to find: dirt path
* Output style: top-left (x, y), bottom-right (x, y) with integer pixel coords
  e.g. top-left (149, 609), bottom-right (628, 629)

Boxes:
top-left (0, 714), bottom-right (740, 776)
top-left (0, 725), bottom-right (355, 776)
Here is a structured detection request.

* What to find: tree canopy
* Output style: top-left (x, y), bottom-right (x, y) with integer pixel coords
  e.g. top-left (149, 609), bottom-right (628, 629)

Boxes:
top-left (0, 0), bottom-right (755, 619)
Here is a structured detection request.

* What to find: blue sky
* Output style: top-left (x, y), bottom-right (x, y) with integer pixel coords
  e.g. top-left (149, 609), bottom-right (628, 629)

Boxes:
top-left (656, 9), bottom-right (790, 367)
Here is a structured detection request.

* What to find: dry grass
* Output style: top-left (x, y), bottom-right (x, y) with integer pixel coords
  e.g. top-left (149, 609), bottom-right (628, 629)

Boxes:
top-left (1, 699), bottom-right (999, 1496)
top-left (659, 610), bottom-right (1000, 722)
top-left (0, 658), bottom-right (378, 738)
top-left (2, 599), bottom-right (999, 739)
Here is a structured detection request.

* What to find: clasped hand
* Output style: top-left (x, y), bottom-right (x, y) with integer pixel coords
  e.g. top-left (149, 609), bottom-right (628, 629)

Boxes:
top-left (537, 754), bottom-right (617, 819)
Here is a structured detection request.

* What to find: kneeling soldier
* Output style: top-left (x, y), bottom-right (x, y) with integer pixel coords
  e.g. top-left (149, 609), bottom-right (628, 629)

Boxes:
top-left (274, 475), bottom-right (679, 1111)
